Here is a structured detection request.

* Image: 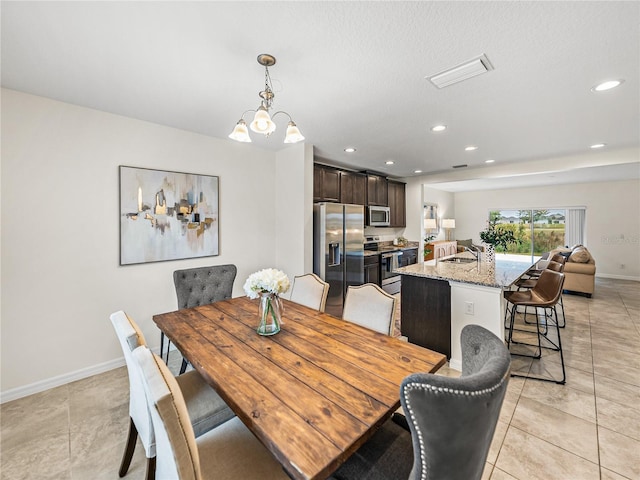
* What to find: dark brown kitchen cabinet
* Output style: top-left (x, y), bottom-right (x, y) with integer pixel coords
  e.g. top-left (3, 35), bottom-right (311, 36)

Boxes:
top-left (313, 164), bottom-right (341, 202)
top-left (340, 171), bottom-right (367, 205)
top-left (400, 275), bottom-right (451, 358)
top-left (367, 174), bottom-right (388, 206)
top-left (364, 255), bottom-right (380, 286)
top-left (388, 180), bottom-right (406, 227)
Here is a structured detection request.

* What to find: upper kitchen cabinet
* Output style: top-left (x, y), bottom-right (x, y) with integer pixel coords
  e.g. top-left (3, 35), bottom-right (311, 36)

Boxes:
top-left (388, 180), bottom-right (406, 227)
top-left (366, 173), bottom-right (388, 206)
top-left (314, 164), bottom-right (341, 202)
top-left (313, 165), bottom-right (404, 219)
top-left (340, 171), bottom-right (367, 205)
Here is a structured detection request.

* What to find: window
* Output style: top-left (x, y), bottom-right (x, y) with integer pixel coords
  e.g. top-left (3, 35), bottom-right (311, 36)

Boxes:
top-left (488, 209), bottom-right (579, 263)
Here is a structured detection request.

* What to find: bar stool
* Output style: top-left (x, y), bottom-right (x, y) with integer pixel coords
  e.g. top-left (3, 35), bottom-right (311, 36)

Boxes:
top-left (514, 259), bottom-right (566, 328)
top-left (504, 260), bottom-right (563, 330)
top-left (504, 269), bottom-right (566, 384)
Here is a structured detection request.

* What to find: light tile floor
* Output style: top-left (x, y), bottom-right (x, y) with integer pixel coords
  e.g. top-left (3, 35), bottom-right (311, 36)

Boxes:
top-left (1, 278), bottom-right (638, 479)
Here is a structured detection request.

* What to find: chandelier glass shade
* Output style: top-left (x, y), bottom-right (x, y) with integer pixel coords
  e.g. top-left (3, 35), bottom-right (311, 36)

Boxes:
top-left (228, 119), bottom-right (251, 143)
top-left (284, 122), bottom-right (305, 143)
top-left (229, 54), bottom-right (304, 144)
top-left (250, 106), bottom-right (276, 135)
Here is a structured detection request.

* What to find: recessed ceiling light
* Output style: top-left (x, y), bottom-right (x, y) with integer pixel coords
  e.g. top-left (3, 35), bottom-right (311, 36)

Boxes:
top-left (344, 147), bottom-right (356, 153)
top-left (414, 170), bottom-right (422, 173)
top-left (465, 146), bottom-right (478, 151)
top-left (385, 161), bottom-right (395, 165)
top-left (592, 80), bottom-right (624, 92)
top-left (431, 125), bottom-right (447, 132)
top-left (590, 143), bottom-right (606, 149)
top-left (485, 159), bottom-right (495, 163)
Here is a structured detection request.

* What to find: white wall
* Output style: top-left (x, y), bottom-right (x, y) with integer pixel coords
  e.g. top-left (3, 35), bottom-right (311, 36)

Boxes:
top-left (423, 186), bottom-right (455, 243)
top-left (275, 142), bottom-right (314, 279)
top-left (453, 180), bottom-right (640, 279)
top-left (1, 89), bottom-right (310, 399)
top-left (403, 177), bottom-right (423, 244)
top-left (402, 179), bottom-right (456, 258)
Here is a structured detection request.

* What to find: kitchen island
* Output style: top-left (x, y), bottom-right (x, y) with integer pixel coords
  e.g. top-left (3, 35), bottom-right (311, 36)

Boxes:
top-left (395, 253), bottom-right (531, 370)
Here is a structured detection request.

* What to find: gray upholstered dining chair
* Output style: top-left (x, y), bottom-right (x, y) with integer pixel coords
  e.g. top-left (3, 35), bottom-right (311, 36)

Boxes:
top-left (132, 344), bottom-right (289, 480)
top-left (331, 324), bottom-right (511, 480)
top-left (289, 273), bottom-right (330, 311)
top-left (169, 264), bottom-right (237, 373)
top-left (110, 311), bottom-right (235, 480)
top-left (342, 283), bottom-right (397, 335)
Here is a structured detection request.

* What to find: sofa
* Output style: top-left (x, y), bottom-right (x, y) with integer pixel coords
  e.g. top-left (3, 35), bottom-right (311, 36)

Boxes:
top-left (543, 245), bottom-right (596, 297)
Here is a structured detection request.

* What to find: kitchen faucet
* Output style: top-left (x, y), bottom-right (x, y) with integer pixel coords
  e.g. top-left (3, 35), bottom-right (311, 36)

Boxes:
top-left (463, 245), bottom-right (480, 259)
top-left (463, 245), bottom-right (483, 271)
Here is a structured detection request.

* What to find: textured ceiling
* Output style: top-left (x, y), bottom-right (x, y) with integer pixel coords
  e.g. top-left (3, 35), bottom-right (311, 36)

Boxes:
top-left (2, 1), bottom-right (639, 185)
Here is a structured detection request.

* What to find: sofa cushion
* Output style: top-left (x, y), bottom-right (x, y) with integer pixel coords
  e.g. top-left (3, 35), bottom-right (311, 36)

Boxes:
top-left (457, 239), bottom-right (473, 249)
top-left (569, 246), bottom-right (592, 263)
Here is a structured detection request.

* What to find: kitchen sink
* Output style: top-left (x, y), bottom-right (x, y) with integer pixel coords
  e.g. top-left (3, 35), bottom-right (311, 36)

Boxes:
top-left (441, 257), bottom-right (477, 264)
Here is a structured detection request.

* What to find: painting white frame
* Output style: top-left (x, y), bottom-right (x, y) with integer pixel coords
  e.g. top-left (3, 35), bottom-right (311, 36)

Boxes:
top-left (119, 166), bottom-right (219, 265)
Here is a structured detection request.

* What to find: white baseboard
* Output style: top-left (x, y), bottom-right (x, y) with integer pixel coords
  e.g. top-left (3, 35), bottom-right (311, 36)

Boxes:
top-left (597, 273), bottom-right (640, 282)
top-left (0, 346), bottom-right (161, 404)
top-left (448, 359), bottom-right (462, 371)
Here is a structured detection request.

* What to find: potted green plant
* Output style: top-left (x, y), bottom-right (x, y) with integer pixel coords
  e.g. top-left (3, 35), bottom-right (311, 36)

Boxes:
top-left (423, 234), bottom-right (435, 260)
top-left (479, 218), bottom-right (519, 262)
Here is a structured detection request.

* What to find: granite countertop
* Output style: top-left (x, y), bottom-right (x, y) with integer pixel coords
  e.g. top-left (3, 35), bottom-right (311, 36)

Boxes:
top-left (394, 252), bottom-right (532, 288)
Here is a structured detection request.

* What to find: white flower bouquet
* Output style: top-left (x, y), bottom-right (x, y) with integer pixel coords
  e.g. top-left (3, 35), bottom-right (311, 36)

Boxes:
top-left (243, 268), bottom-right (291, 299)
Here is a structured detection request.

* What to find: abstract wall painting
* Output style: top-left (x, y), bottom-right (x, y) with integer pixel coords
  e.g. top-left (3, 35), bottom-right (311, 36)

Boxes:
top-left (119, 166), bottom-right (219, 265)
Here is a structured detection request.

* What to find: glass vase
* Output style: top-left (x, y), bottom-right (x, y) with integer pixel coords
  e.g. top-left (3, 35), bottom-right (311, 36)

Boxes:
top-left (257, 292), bottom-right (282, 336)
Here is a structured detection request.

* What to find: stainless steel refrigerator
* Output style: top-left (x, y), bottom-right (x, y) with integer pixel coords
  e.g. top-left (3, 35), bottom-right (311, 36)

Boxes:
top-left (313, 203), bottom-right (364, 317)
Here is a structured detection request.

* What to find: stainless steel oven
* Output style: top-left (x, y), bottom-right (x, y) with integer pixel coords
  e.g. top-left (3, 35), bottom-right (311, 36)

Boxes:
top-left (381, 250), bottom-right (403, 295)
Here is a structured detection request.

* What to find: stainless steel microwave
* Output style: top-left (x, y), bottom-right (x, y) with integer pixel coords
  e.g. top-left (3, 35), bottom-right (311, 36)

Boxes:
top-left (367, 205), bottom-right (390, 227)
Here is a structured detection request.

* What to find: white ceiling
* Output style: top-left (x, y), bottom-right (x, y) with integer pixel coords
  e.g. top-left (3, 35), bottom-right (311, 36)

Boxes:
top-left (2, 1), bottom-right (639, 188)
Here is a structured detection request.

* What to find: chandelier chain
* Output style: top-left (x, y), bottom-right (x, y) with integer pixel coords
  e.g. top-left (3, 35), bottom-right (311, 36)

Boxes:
top-left (259, 66), bottom-right (275, 108)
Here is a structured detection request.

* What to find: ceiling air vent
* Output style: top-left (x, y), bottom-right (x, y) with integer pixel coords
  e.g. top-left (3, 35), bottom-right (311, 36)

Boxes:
top-left (452, 164), bottom-right (468, 169)
top-left (427, 54), bottom-right (494, 89)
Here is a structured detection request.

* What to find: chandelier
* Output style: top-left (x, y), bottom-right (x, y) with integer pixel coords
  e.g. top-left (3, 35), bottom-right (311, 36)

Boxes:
top-left (228, 54), bottom-right (305, 144)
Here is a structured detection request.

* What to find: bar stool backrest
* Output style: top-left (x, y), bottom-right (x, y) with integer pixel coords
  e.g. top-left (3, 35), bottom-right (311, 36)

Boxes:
top-left (550, 253), bottom-right (567, 264)
top-left (533, 270), bottom-right (565, 305)
top-left (546, 261), bottom-right (564, 273)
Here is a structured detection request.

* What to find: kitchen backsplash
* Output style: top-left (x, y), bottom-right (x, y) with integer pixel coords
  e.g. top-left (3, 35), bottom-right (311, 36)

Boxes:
top-left (364, 226), bottom-right (407, 242)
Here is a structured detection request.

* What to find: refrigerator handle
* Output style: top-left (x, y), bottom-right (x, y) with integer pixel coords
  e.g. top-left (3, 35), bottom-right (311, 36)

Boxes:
top-left (328, 242), bottom-right (341, 266)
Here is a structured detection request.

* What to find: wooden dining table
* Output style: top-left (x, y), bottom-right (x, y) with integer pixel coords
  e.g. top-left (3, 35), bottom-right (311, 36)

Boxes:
top-left (153, 296), bottom-right (447, 480)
